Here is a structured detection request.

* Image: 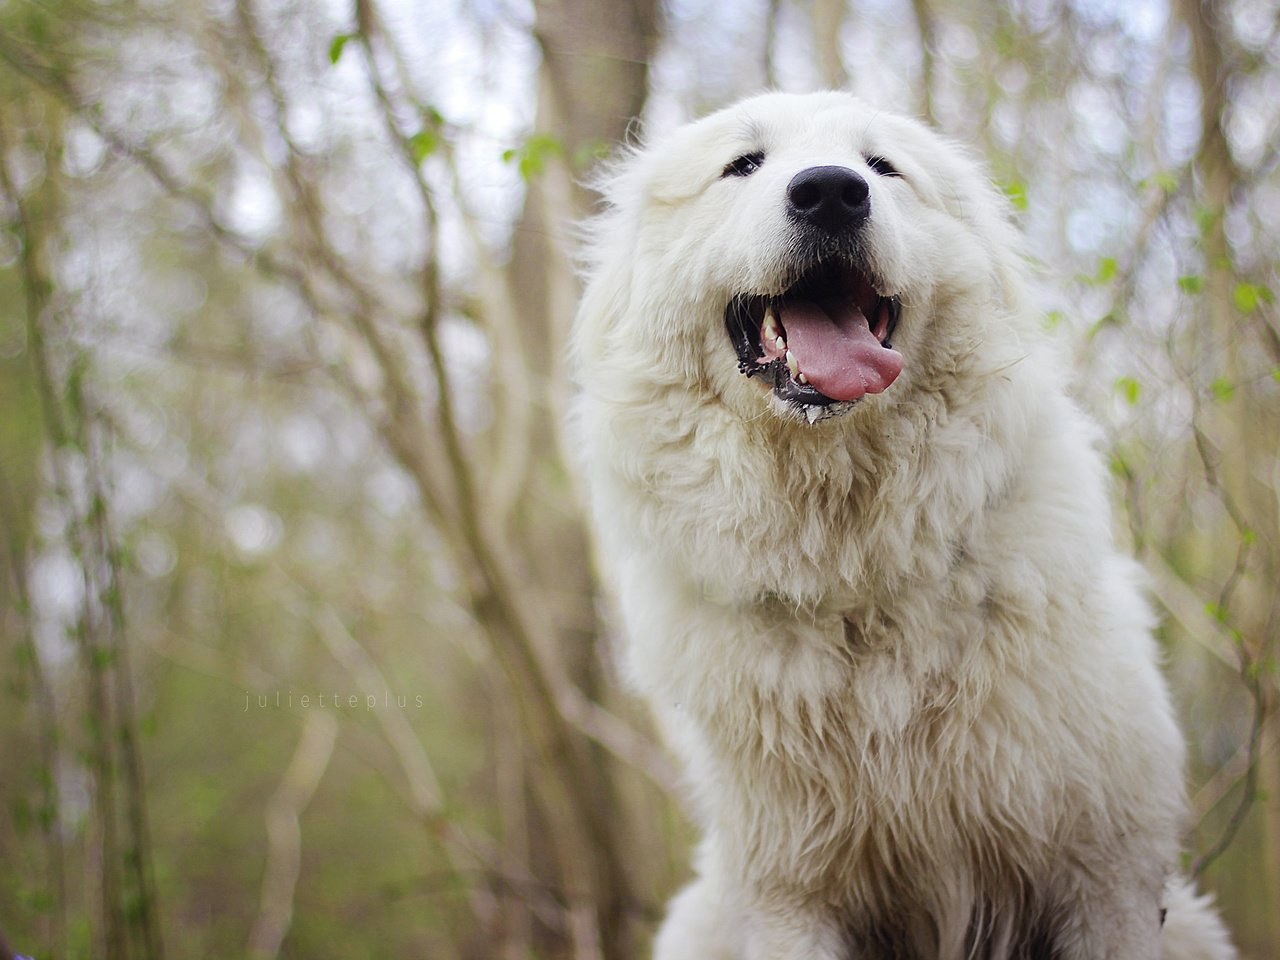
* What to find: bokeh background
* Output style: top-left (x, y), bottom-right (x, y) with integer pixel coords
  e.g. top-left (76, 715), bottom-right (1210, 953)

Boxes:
top-left (0, 0), bottom-right (1277, 957)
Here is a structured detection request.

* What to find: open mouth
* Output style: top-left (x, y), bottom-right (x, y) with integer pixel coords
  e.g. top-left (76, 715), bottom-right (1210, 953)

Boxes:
top-left (725, 261), bottom-right (903, 419)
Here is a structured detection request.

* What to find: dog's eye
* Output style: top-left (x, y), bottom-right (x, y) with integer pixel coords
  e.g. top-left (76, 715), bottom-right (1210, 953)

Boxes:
top-left (722, 152), bottom-right (765, 178)
top-left (865, 155), bottom-right (902, 178)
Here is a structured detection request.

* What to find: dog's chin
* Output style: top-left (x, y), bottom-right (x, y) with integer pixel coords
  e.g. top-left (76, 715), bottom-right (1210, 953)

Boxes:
top-left (768, 394), bottom-right (863, 425)
top-left (725, 258), bottom-right (903, 424)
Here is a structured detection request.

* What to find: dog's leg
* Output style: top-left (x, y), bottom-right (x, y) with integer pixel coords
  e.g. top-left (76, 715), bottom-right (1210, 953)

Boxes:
top-left (651, 874), bottom-right (735, 960)
top-left (653, 874), bottom-right (848, 960)
top-left (1159, 877), bottom-right (1238, 960)
top-left (739, 898), bottom-right (848, 960)
top-left (1053, 874), bottom-right (1165, 960)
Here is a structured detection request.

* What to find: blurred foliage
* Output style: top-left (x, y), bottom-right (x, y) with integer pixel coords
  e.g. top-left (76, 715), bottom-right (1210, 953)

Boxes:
top-left (0, 0), bottom-right (1276, 958)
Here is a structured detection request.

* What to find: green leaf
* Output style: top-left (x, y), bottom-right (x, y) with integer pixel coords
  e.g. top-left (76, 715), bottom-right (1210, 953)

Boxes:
top-left (1042, 309), bottom-right (1064, 331)
top-left (999, 178), bottom-right (1028, 211)
top-left (409, 129), bottom-right (439, 164)
top-left (1106, 451), bottom-right (1125, 476)
top-left (1195, 204), bottom-right (1221, 237)
top-left (1151, 170), bottom-right (1179, 193)
top-left (1177, 274), bottom-right (1203, 294)
top-left (1211, 377), bottom-right (1235, 400)
top-left (1233, 282), bottom-right (1260, 314)
top-left (1272, 367), bottom-right (1280, 382)
top-left (1114, 375), bottom-right (1141, 405)
top-left (328, 32), bottom-right (356, 65)
top-left (1079, 257), bottom-right (1118, 286)
top-left (503, 132), bottom-right (564, 181)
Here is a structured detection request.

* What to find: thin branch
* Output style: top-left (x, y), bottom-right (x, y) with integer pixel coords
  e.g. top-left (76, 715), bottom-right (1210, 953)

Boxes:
top-left (84, 403), bottom-right (166, 960)
top-left (1186, 392), bottom-right (1271, 878)
top-left (762, 0), bottom-right (781, 89)
top-left (305, 601), bottom-right (444, 816)
top-left (1192, 713), bottom-right (1279, 823)
top-left (556, 685), bottom-right (682, 796)
top-left (909, 0), bottom-right (937, 125)
top-left (811, 0), bottom-right (848, 90)
top-left (247, 711), bottom-right (338, 960)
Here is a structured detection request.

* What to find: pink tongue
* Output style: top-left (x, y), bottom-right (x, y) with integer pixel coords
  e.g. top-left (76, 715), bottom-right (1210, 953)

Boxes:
top-left (780, 299), bottom-right (903, 401)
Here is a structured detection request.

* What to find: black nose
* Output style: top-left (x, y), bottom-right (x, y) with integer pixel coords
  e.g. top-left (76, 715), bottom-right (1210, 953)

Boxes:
top-left (786, 165), bottom-right (870, 233)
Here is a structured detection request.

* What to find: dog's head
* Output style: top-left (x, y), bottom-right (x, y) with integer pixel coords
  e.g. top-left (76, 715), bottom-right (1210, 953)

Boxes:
top-left (576, 91), bottom-right (1031, 426)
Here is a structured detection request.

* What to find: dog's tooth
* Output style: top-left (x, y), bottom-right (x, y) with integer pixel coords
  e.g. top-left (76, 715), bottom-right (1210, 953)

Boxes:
top-left (797, 372), bottom-right (808, 384)
top-left (764, 310), bottom-right (780, 340)
top-left (775, 335), bottom-right (787, 351)
top-left (785, 350), bottom-right (800, 379)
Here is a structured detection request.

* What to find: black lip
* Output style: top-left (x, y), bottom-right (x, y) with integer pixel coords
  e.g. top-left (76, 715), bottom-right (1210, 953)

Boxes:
top-left (770, 355), bottom-right (841, 406)
top-left (724, 288), bottom-right (901, 408)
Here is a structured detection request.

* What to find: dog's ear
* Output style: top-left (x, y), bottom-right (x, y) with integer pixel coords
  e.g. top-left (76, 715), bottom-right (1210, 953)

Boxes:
top-left (923, 135), bottom-right (1034, 318)
top-left (885, 122), bottom-right (1032, 322)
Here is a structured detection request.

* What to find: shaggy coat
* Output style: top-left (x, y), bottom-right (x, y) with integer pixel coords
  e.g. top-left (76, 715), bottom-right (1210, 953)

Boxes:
top-left (571, 91), bottom-right (1235, 960)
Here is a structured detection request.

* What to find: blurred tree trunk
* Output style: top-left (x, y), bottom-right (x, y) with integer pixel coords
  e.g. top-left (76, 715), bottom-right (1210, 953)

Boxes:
top-left (520, 10), bottom-right (657, 676)
top-left (505, 2), bottom-right (660, 955)
top-left (908, 0), bottom-right (937, 123)
top-left (0, 106), bottom-right (70, 960)
top-left (812, 0), bottom-right (848, 89)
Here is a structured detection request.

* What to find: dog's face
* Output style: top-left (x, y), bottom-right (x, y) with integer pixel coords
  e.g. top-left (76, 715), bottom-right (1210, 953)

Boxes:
top-left (580, 91), bottom-right (1022, 425)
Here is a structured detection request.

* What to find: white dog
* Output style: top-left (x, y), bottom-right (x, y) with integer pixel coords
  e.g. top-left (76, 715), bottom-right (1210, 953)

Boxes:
top-left (571, 91), bottom-right (1236, 960)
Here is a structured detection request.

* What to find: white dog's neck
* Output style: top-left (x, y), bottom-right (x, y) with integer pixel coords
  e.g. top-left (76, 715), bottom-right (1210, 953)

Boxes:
top-left (597, 341), bottom-right (1050, 615)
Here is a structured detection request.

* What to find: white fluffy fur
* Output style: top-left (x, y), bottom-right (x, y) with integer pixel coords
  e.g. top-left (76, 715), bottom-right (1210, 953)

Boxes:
top-left (571, 92), bottom-right (1235, 960)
